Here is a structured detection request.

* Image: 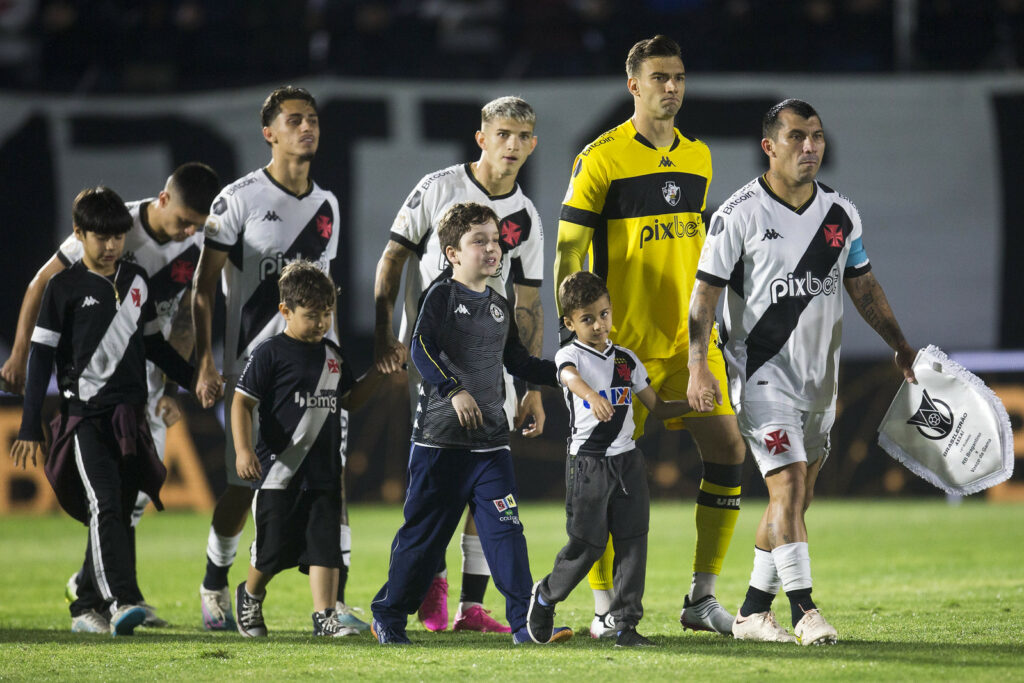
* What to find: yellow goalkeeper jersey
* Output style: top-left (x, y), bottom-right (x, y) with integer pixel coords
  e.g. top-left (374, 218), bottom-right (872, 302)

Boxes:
top-left (556, 118), bottom-right (712, 360)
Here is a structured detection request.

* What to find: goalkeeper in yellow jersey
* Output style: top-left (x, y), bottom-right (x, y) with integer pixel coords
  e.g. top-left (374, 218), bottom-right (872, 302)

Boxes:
top-left (554, 35), bottom-right (746, 637)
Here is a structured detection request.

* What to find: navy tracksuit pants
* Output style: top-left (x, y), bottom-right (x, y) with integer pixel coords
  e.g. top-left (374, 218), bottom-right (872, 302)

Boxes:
top-left (372, 444), bottom-right (533, 632)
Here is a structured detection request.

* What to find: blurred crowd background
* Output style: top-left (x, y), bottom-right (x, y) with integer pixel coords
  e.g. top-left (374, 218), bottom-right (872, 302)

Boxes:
top-left (2, 0), bottom-right (1024, 93)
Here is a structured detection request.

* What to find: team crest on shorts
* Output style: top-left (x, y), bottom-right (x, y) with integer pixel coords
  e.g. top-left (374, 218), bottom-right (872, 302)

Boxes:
top-left (764, 429), bottom-right (790, 455)
top-left (662, 181), bottom-right (681, 207)
top-left (489, 303), bottom-right (505, 323)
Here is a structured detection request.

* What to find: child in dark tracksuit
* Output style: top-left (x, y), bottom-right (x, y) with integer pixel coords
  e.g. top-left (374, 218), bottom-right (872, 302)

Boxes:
top-left (12, 187), bottom-right (194, 636)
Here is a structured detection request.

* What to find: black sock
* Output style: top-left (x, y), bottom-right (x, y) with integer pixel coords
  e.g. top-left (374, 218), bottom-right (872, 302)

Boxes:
top-left (787, 588), bottom-right (816, 628)
top-left (336, 564), bottom-right (348, 604)
top-left (460, 573), bottom-right (489, 604)
top-left (739, 585), bottom-right (775, 617)
top-left (202, 556), bottom-right (230, 591)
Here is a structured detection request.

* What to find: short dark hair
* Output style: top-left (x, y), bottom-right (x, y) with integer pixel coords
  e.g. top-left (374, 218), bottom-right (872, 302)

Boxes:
top-left (167, 162), bottom-right (220, 215)
top-left (626, 35), bottom-right (682, 78)
top-left (762, 99), bottom-right (822, 140)
top-left (260, 86), bottom-right (317, 128)
top-left (437, 202), bottom-right (499, 262)
top-left (72, 186), bottom-right (132, 236)
top-left (559, 271), bottom-right (610, 319)
top-left (279, 259), bottom-right (336, 312)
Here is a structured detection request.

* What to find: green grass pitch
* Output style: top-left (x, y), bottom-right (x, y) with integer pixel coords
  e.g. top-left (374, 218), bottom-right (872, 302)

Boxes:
top-left (1, 499), bottom-right (1022, 680)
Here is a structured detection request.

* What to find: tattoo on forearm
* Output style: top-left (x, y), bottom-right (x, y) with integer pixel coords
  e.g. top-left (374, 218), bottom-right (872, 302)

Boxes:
top-left (516, 296), bottom-right (544, 355)
top-left (853, 280), bottom-right (906, 349)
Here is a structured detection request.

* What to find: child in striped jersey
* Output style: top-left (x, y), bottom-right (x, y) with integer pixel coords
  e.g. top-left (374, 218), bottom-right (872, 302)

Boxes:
top-left (526, 271), bottom-right (697, 647)
top-left (230, 260), bottom-right (383, 638)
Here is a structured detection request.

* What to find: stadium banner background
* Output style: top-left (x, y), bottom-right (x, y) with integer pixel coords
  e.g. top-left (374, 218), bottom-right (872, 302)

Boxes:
top-left (1, 75), bottom-right (1023, 512)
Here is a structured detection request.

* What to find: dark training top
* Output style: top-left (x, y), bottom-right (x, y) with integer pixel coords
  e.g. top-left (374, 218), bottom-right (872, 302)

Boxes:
top-left (235, 333), bottom-right (355, 491)
top-left (411, 278), bottom-right (557, 450)
top-left (19, 260), bottom-right (194, 441)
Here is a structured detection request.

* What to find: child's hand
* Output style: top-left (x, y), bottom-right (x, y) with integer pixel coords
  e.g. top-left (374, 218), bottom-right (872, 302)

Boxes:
top-left (451, 390), bottom-right (483, 430)
top-left (236, 449), bottom-right (262, 482)
top-left (587, 392), bottom-right (614, 421)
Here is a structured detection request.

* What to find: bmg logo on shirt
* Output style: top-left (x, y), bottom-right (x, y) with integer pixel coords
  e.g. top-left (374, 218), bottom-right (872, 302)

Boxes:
top-left (583, 387), bottom-right (632, 409)
top-left (639, 216), bottom-right (700, 248)
top-left (259, 253), bottom-right (330, 281)
top-left (294, 390), bottom-right (337, 412)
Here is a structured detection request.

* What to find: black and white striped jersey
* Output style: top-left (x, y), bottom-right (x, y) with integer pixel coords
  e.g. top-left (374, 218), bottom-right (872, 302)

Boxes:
top-left (31, 261), bottom-right (171, 413)
top-left (696, 177), bottom-right (871, 410)
top-left (58, 199), bottom-right (200, 397)
top-left (555, 340), bottom-right (650, 456)
top-left (235, 333), bottom-right (354, 490)
top-left (202, 169), bottom-right (340, 376)
top-left (388, 163), bottom-right (544, 346)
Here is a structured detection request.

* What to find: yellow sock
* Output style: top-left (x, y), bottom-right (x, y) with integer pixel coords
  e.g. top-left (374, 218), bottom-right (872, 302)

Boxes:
top-left (692, 469), bottom-right (741, 576)
top-left (587, 534), bottom-right (615, 591)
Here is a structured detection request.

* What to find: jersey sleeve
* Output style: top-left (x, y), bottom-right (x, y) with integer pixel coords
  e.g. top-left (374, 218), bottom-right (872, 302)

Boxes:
top-left (559, 153), bottom-right (609, 230)
top-left (202, 189), bottom-right (246, 252)
top-left (503, 316), bottom-right (558, 387)
top-left (389, 174), bottom-right (445, 257)
top-left (554, 345), bottom-right (579, 382)
top-left (411, 284), bottom-right (462, 397)
top-left (235, 340), bottom-right (274, 402)
top-left (31, 276), bottom-right (66, 348)
top-left (696, 211), bottom-right (745, 287)
top-left (510, 203), bottom-right (544, 287)
top-left (629, 351), bottom-right (651, 391)
top-left (843, 201), bottom-right (871, 278)
top-left (56, 233), bottom-right (82, 266)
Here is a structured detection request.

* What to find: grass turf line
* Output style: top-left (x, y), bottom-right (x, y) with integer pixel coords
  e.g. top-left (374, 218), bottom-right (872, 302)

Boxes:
top-left (1, 500), bottom-right (1022, 680)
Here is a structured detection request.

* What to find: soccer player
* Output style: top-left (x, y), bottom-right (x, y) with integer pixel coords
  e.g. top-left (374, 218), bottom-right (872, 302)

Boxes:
top-left (231, 261), bottom-right (384, 638)
top-left (192, 86), bottom-right (360, 631)
top-left (1, 162), bottom-right (220, 626)
top-left (369, 202), bottom-right (570, 646)
top-left (373, 96), bottom-right (545, 633)
top-left (528, 271), bottom-right (698, 648)
top-left (554, 35), bottom-right (745, 637)
top-left (688, 99), bottom-right (916, 645)
top-left (10, 186), bottom-right (196, 635)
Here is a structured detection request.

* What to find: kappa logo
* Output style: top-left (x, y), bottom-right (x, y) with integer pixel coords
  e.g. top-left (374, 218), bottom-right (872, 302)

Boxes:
top-left (263, 210), bottom-right (281, 222)
top-left (762, 228), bottom-right (783, 240)
top-left (454, 304), bottom-right (470, 315)
top-left (327, 358), bottom-right (340, 374)
top-left (489, 303), bottom-right (505, 323)
top-left (764, 429), bottom-right (790, 455)
top-left (907, 389), bottom-right (954, 440)
top-left (662, 181), bottom-right (681, 207)
top-left (824, 223), bottom-right (844, 247)
top-left (81, 296), bottom-right (100, 308)
top-left (130, 288), bottom-right (141, 307)
top-left (658, 156), bottom-right (675, 168)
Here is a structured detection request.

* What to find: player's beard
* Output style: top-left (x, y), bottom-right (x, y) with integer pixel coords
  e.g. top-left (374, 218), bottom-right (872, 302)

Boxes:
top-left (299, 152), bottom-right (316, 163)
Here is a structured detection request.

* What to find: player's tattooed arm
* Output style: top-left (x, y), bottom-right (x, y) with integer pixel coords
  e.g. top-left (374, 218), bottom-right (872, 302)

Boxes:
top-left (687, 280), bottom-right (725, 411)
top-left (373, 240), bottom-right (412, 374)
top-left (845, 272), bottom-right (916, 382)
top-left (168, 292), bottom-right (194, 358)
top-left (513, 284), bottom-right (543, 356)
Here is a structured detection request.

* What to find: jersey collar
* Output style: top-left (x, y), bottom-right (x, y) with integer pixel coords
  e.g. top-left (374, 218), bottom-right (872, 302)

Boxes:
top-left (572, 338), bottom-right (614, 359)
top-left (628, 119), bottom-right (680, 152)
top-left (758, 175), bottom-right (818, 215)
top-left (262, 167), bottom-right (314, 199)
top-left (463, 163), bottom-right (519, 201)
top-left (137, 200), bottom-right (167, 245)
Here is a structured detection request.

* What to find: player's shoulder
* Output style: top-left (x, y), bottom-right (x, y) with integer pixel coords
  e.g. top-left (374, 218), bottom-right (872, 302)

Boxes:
top-left (577, 121), bottom-right (633, 159)
top-left (816, 180), bottom-right (860, 215)
top-left (119, 259), bottom-right (149, 281)
top-left (611, 342), bottom-right (642, 364)
top-left (221, 169), bottom-right (264, 200)
top-left (417, 163), bottom-right (464, 194)
top-left (124, 199), bottom-right (151, 221)
top-left (673, 128), bottom-right (711, 155)
top-left (309, 179), bottom-right (339, 203)
top-left (717, 177), bottom-right (763, 219)
top-left (322, 337), bottom-right (344, 357)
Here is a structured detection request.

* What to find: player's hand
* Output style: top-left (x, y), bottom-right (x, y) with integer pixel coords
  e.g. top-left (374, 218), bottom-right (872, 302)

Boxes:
top-left (451, 390), bottom-right (483, 430)
top-left (895, 345), bottom-right (917, 384)
top-left (0, 353), bottom-right (27, 394)
top-left (194, 361), bottom-right (224, 409)
top-left (687, 361), bottom-right (722, 413)
top-left (236, 449), bottom-right (262, 482)
top-left (10, 440), bottom-right (44, 469)
top-left (156, 395), bottom-right (183, 427)
top-left (515, 389), bottom-right (546, 437)
top-left (374, 332), bottom-right (408, 375)
top-left (587, 392), bottom-right (614, 422)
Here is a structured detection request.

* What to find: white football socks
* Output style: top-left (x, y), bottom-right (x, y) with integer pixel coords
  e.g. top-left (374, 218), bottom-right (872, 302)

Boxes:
top-left (206, 526), bottom-right (241, 568)
top-left (749, 546), bottom-right (781, 594)
top-left (772, 542), bottom-right (812, 592)
top-left (461, 533), bottom-right (490, 576)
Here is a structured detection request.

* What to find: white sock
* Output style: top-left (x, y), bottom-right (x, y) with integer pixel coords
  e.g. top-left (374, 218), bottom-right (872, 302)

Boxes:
top-left (461, 533), bottom-right (490, 576)
top-left (771, 542), bottom-right (812, 592)
top-left (688, 572), bottom-right (717, 601)
top-left (749, 547), bottom-right (781, 594)
top-left (206, 526), bottom-right (241, 567)
top-left (436, 568), bottom-right (447, 579)
top-left (593, 589), bottom-right (612, 614)
top-left (458, 601), bottom-right (482, 613)
top-left (339, 524), bottom-right (351, 567)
